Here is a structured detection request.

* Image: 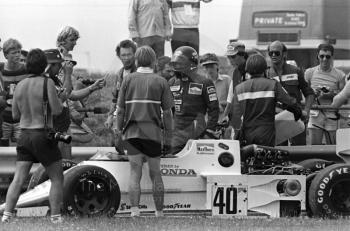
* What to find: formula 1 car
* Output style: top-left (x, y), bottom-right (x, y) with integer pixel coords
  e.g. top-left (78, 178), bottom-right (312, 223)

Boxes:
top-left (1, 129), bottom-right (350, 218)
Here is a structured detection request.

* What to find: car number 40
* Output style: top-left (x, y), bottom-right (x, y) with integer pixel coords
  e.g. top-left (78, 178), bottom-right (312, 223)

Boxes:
top-left (212, 185), bottom-right (248, 217)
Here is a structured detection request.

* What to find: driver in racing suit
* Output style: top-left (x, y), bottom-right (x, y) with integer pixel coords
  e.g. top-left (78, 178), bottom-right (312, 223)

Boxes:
top-left (168, 46), bottom-right (219, 154)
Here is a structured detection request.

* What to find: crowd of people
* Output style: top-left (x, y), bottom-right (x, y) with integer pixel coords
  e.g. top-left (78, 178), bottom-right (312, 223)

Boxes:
top-left (1, 0), bottom-right (350, 223)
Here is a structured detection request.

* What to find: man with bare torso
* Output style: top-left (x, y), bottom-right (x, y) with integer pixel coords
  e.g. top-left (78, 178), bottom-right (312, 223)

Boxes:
top-left (2, 49), bottom-right (64, 223)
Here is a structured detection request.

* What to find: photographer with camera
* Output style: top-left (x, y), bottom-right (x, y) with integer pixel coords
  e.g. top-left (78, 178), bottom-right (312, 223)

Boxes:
top-left (2, 49), bottom-right (64, 224)
top-left (44, 49), bottom-right (105, 158)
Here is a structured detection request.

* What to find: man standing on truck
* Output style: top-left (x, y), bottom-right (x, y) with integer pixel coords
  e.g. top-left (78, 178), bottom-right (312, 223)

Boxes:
top-left (167, 0), bottom-right (212, 54)
top-left (266, 40), bottom-right (315, 145)
top-left (231, 54), bottom-right (302, 146)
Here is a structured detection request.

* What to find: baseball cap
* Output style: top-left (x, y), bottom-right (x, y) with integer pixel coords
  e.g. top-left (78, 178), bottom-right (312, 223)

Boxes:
top-left (44, 49), bottom-right (64, 64)
top-left (200, 53), bottom-right (219, 65)
top-left (225, 42), bottom-right (245, 56)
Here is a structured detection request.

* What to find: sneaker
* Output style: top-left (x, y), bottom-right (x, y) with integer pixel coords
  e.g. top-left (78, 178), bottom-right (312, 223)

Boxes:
top-left (155, 210), bottom-right (164, 217)
top-left (130, 206), bottom-right (140, 217)
top-left (50, 214), bottom-right (63, 224)
top-left (1, 211), bottom-right (13, 223)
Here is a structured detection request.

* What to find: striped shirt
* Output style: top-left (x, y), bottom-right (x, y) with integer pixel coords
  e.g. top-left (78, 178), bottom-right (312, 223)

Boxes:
top-left (0, 64), bottom-right (28, 123)
top-left (117, 68), bottom-right (174, 141)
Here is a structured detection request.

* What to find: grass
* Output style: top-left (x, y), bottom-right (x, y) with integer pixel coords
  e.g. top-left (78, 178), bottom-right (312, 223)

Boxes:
top-left (2, 216), bottom-right (350, 231)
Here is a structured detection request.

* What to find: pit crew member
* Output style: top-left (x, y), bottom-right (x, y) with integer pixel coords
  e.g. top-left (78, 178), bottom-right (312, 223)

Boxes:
top-left (266, 40), bottom-right (315, 145)
top-left (231, 54), bottom-right (302, 146)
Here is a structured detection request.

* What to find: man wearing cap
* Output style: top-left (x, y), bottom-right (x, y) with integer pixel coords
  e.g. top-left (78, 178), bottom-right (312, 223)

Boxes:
top-left (221, 42), bottom-right (248, 122)
top-left (44, 49), bottom-right (105, 159)
top-left (200, 53), bottom-right (230, 121)
top-left (266, 40), bottom-right (314, 146)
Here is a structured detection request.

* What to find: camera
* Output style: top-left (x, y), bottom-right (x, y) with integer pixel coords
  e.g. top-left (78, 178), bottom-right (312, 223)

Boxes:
top-left (48, 131), bottom-right (72, 144)
top-left (320, 86), bottom-right (330, 93)
top-left (79, 78), bottom-right (96, 86)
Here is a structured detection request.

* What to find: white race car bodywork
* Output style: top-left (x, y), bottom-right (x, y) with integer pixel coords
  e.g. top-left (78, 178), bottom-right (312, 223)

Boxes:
top-left (0, 139), bottom-right (306, 218)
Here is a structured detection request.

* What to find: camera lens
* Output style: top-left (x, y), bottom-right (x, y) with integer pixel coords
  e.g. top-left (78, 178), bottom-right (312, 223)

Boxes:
top-left (54, 132), bottom-right (72, 144)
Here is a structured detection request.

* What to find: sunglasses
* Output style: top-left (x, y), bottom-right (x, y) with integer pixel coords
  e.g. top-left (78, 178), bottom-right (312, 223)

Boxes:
top-left (229, 51), bottom-right (246, 59)
top-left (318, 54), bottom-right (332, 60)
top-left (268, 51), bottom-right (281, 57)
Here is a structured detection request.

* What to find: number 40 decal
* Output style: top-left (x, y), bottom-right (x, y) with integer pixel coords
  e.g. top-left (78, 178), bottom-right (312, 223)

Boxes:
top-left (213, 186), bottom-right (237, 214)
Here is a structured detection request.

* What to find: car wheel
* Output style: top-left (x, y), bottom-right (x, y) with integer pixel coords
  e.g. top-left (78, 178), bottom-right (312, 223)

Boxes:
top-left (27, 159), bottom-right (77, 190)
top-left (297, 158), bottom-right (334, 217)
top-left (308, 163), bottom-right (350, 218)
top-left (63, 165), bottom-right (120, 217)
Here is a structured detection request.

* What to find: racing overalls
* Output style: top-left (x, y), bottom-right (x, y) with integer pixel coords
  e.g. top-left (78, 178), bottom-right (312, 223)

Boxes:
top-left (168, 73), bottom-right (219, 154)
top-left (231, 77), bottom-right (300, 146)
top-left (267, 63), bottom-right (314, 145)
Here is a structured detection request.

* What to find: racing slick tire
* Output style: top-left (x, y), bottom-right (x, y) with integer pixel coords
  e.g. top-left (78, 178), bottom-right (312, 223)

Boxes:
top-left (297, 158), bottom-right (334, 217)
top-left (308, 163), bottom-right (350, 218)
top-left (27, 159), bottom-right (77, 190)
top-left (63, 165), bottom-right (121, 217)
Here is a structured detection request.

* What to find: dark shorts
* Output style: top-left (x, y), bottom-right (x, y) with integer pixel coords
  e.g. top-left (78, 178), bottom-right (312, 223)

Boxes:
top-left (16, 129), bottom-right (62, 167)
top-left (125, 138), bottom-right (162, 158)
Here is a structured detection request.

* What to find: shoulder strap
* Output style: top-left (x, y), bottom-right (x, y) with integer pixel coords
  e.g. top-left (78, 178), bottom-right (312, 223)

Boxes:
top-left (43, 77), bottom-right (49, 130)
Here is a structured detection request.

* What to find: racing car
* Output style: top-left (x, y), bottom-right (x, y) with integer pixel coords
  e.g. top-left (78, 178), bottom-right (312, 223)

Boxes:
top-left (1, 129), bottom-right (350, 218)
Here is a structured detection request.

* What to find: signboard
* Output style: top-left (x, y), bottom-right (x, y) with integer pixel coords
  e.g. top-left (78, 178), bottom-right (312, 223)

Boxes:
top-left (253, 11), bottom-right (307, 28)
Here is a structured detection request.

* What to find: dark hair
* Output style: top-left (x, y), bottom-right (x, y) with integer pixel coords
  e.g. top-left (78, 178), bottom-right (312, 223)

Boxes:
top-left (21, 50), bottom-right (28, 57)
top-left (26, 49), bottom-right (47, 75)
top-left (135, 46), bottom-right (156, 68)
top-left (157, 56), bottom-right (171, 71)
top-left (245, 54), bottom-right (267, 76)
top-left (116, 39), bottom-right (137, 57)
top-left (317, 43), bottom-right (334, 56)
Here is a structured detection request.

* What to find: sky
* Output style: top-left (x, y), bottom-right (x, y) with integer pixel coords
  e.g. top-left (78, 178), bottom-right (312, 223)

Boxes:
top-left (0, 0), bottom-right (242, 72)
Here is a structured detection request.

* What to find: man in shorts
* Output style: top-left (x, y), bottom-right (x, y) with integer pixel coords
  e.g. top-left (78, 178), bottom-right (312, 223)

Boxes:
top-left (305, 44), bottom-right (346, 144)
top-left (1, 49), bottom-right (64, 223)
top-left (114, 46), bottom-right (173, 217)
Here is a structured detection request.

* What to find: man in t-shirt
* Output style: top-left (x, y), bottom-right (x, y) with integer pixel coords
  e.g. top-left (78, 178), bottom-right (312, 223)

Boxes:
top-left (305, 43), bottom-right (346, 144)
top-left (105, 40), bottom-right (137, 129)
top-left (0, 38), bottom-right (27, 146)
top-left (114, 46), bottom-right (173, 217)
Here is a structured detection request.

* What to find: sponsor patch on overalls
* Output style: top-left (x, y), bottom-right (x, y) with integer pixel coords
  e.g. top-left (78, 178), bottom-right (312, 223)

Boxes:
top-left (207, 86), bottom-right (216, 94)
top-left (188, 83), bottom-right (203, 95)
top-left (170, 85), bottom-right (181, 91)
top-left (209, 93), bottom-right (218, 101)
top-left (281, 74), bottom-right (298, 81)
